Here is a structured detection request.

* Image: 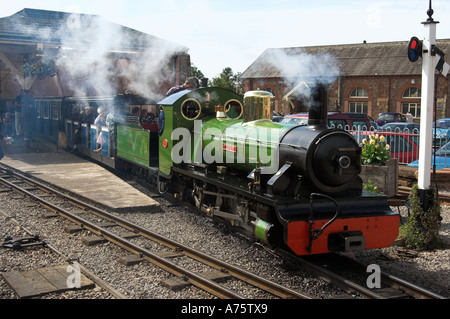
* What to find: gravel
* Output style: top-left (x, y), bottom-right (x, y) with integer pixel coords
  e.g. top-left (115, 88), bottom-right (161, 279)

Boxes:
top-left (354, 202), bottom-right (450, 298)
top-left (0, 179), bottom-right (449, 299)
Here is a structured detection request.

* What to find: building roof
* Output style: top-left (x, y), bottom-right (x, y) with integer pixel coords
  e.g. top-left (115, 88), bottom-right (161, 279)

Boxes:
top-left (0, 8), bottom-right (187, 52)
top-left (241, 40), bottom-right (450, 78)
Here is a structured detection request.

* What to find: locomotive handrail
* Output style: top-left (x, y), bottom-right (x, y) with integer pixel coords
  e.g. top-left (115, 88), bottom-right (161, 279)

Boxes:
top-left (306, 193), bottom-right (341, 254)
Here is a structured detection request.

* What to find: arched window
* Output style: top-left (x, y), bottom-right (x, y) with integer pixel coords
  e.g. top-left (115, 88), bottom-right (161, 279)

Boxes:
top-left (263, 88), bottom-right (274, 95)
top-left (263, 87), bottom-right (277, 113)
top-left (350, 87), bottom-right (368, 98)
top-left (349, 87), bottom-right (368, 113)
top-left (403, 87), bottom-right (421, 98)
top-left (402, 87), bottom-right (421, 118)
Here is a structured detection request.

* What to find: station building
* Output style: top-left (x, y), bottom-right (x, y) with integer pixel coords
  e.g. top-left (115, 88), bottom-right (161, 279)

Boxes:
top-left (0, 8), bottom-right (190, 111)
top-left (240, 40), bottom-right (450, 122)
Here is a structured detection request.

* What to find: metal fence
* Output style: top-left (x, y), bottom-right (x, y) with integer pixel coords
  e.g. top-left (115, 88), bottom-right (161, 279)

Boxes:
top-left (331, 124), bottom-right (450, 168)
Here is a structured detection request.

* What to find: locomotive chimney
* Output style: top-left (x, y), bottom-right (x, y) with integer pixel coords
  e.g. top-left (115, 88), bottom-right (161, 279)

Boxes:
top-left (308, 83), bottom-right (329, 128)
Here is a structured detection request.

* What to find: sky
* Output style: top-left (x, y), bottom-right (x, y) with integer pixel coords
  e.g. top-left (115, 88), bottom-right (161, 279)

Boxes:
top-left (2, 0), bottom-right (450, 79)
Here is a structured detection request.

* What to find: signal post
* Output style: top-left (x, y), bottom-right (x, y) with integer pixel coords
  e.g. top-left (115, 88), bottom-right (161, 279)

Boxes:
top-left (408, 2), bottom-right (449, 209)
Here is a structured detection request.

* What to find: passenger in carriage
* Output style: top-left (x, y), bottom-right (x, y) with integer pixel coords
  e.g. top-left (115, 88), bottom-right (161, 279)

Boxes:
top-left (94, 106), bottom-right (107, 152)
top-left (131, 107), bottom-right (141, 117)
top-left (140, 109), bottom-right (155, 124)
top-left (106, 106), bottom-right (121, 155)
top-left (140, 109), bottom-right (149, 123)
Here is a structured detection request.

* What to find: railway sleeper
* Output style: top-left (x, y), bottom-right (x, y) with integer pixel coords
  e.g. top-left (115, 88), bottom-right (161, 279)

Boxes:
top-left (373, 287), bottom-right (411, 299)
top-left (161, 270), bottom-right (233, 292)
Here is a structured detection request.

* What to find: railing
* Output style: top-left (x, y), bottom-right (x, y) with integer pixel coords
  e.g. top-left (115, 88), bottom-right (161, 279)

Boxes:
top-left (331, 124), bottom-right (449, 168)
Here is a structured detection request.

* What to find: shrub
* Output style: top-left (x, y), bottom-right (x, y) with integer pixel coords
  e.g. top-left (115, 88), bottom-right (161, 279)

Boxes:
top-left (363, 179), bottom-right (383, 194)
top-left (401, 184), bottom-right (442, 250)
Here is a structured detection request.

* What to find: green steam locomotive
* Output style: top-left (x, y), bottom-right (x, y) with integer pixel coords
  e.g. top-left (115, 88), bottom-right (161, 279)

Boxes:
top-left (63, 85), bottom-right (399, 255)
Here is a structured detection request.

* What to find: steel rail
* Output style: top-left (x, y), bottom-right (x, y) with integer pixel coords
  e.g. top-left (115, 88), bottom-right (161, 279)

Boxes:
top-left (342, 254), bottom-right (446, 299)
top-left (278, 250), bottom-right (383, 299)
top-left (0, 174), bottom-right (244, 299)
top-left (0, 208), bottom-right (129, 299)
top-left (283, 250), bottom-right (446, 299)
top-left (0, 169), bottom-right (312, 299)
top-left (379, 270), bottom-right (446, 299)
top-left (397, 185), bottom-right (450, 205)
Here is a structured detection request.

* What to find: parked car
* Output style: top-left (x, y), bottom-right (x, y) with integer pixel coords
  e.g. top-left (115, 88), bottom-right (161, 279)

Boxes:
top-left (280, 113), bottom-right (308, 125)
top-left (433, 118), bottom-right (450, 148)
top-left (272, 115), bottom-right (284, 122)
top-left (407, 141), bottom-right (450, 169)
top-left (381, 122), bottom-right (420, 132)
top-left (383, 131), bottom-right (420, 164)
top-left (376, 112), bottom-right (407, 126)
top-left (368, 116), bottom-right (379, 130)
top-left (280, 112), bottom-right (375, 130)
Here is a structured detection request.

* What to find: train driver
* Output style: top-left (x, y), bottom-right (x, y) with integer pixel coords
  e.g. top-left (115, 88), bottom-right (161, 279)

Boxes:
top-left (166, 77), bottom-right (199, 96)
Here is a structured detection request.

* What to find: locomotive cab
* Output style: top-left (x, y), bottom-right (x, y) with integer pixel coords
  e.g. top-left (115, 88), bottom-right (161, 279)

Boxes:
top-left (157, 87), bottom-right (245, 178)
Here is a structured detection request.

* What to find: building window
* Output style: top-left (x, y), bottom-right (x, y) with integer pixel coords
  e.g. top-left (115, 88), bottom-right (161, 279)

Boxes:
top-left (263, 88), bottom-right (273, 95)
top-left (349, 87), bottom-right (368, 114)
top-left (402, 103), bottom-right (421, 118)
top-left (350, 87), bottom-right (368, 98)
top-left (402, 88), bottom-right (421, 118)
top-left (349, 102), bottom-right (368, 114)
top-left (403, 87), bottom-right (421, 98)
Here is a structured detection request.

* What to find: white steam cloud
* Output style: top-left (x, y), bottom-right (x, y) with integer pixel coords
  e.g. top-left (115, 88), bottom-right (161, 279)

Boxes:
top-left (9, 11), bottom-right (186, 101)
top-left (258, 48), bottom-right (341, 99)
top-left (56, 14), bottom-right (121, 97)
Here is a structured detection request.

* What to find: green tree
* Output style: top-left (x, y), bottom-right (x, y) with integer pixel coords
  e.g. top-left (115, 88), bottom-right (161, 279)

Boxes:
top-left (190, 63), bottom-right (204, 84)
top-left (210, 67), bottom-right (242, 93)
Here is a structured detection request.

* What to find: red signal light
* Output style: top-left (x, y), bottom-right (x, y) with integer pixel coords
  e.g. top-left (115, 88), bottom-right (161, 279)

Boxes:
top-left (408, 36), bottom-right (422, 62)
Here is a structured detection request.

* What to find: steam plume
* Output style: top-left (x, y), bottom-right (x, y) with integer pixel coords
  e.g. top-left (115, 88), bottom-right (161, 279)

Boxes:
top-left (3, 10), bottom-right (186, 101)
top-left (258, 48), bottom-right (340, 101)
top-left (55, 13), bottom-right (185, 101)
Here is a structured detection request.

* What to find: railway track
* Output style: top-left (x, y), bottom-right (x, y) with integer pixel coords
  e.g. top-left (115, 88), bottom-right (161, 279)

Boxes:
top-left (281, 251), bottom-right (445, 299)
top-left (0, 208), bottom-right (129, 299)
top-left (1, 165), bottom-right (446, 300)
top-left (0, 166), bottom-right (311, 299)
top-left (397, 186), bottom-right (450, 206)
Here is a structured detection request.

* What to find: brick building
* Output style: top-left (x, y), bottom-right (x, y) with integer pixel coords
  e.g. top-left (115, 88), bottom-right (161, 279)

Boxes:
top-left (240, 40), bottom-right (450, 122)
